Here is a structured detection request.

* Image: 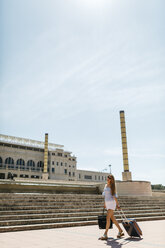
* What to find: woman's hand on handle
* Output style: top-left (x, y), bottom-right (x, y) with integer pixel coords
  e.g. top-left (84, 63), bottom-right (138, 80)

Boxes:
top-left (116, 204), bottom-right (121, 209)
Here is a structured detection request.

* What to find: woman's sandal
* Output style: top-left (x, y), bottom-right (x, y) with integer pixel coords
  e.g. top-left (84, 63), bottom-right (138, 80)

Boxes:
top-left (117, 231), bottom-right (124, 238)
top-left (99, 234), bottom-right (108, 240)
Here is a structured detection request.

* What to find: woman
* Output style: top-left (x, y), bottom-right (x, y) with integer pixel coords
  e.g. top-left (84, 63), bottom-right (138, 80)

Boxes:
top-left (99, 174), bottom-right (124, 240)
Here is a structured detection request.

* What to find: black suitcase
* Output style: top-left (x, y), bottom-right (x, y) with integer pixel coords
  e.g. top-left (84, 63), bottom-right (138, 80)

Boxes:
top-left (118, 209), bottom-right (142, 238)
top-left (98, 209), bottom-right (113, 229)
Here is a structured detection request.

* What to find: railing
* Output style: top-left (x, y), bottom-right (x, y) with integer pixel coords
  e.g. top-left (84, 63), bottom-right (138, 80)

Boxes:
top-left (0, 164), bottom-right (43, 173)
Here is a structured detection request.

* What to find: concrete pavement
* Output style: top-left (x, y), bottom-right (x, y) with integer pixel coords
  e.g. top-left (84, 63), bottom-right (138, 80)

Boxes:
top-left (1, 220), bottom-right (165, 248)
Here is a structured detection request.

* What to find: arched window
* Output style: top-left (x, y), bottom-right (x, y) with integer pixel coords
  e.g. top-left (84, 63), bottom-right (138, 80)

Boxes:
top-left (5, 157), bottom-right (14, 169)
top-left (16, 159), bottom-right (25, 166)
top-left (27, 160), bottom-right (35, 167)
top-left (0, 157), bottom-right (3, 164)
top-left (5, 157), bottom-right (14, 165)
top-left (37, 161), bottom-right (44, 168)
top-left (37, 161), bottom-right (44, 171)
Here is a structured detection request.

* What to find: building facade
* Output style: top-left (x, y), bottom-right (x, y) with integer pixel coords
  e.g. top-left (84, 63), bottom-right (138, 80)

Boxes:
top-left (0, 134), bottom-right (109, 182)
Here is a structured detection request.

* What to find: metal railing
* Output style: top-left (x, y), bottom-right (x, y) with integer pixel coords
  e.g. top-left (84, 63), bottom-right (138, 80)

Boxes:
top-left (0, 163), bottom-right (43, 172)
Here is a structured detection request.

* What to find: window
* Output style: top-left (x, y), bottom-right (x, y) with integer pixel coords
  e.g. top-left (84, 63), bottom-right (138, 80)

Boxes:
top-left (102, 176), bottom-right (104, 180)
top-left (20, 174), bottom-right (28, 178)
top-left (95, 175), bottom-right (97, 180)
top-left (57, 153), bottom-right (62, 157)
top-left (79, 174), bottom-right (81, 179)
top-left (69, 172), bottom-right (71, 176)
top-left (31, 175), bottom-right (39, 179)
top-left (52, 161), bottom-right (54, 165)
top-left (56, 162), bottom-right (59, 166)
top-left (27, 160), bottom-right (35, 167)
top-left (52, 153), bottom-right (55, 156)
top-left (37, 161), bottom-right (44, 168)
top-left (65, 163), bottom-right (67, 167)
top-left (64, 154), bottom-right (67, 157)
top-left (52, 168), bottom-right (55, 173)
top-left (0, 157), bottom-right (3, 165)
top-left (16, 159), bottom-right (25, 166)
top-left (72, 165), bottom-right (74, 168)
top-left (73, 172), bottom-right (75, 177)
top-left (5, 157), bottom-right (14, 165)
top-left (64, 169), bottom-right (67, 174)
top-left (27, 147), bottom-right (33, 150)
top-left (61, 162), bottom-right (63, 166)
top-left (84, 175), bottom-right (92, 180)
top-left (98, 176), bottom-right (100, 180)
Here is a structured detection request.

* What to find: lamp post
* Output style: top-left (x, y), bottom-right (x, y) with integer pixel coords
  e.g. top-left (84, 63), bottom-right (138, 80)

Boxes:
top-left (109, 164), bottom-right (112, 174)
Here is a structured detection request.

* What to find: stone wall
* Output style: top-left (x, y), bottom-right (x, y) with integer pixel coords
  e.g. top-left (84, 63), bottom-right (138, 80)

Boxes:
top-left (97, 180), bottom-right (152, 196)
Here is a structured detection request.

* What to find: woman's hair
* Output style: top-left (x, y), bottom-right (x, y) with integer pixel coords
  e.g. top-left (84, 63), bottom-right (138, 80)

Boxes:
top-left (108, 174), bottom-right (116, 195)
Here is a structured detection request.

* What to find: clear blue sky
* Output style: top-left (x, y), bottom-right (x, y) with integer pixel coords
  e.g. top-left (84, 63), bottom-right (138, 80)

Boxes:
top-left (0, 0), bottom-right (165, 185)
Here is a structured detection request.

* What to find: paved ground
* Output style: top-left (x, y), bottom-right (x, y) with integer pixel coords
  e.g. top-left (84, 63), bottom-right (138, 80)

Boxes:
top-left (1, 220), bottom-right (165, 248)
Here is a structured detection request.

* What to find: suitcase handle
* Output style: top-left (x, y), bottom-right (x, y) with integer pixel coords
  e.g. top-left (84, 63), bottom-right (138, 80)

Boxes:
top-left (117, 208), bottom-right (128, 222)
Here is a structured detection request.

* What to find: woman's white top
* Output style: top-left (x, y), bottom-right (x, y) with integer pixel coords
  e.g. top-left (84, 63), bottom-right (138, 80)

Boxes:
top-left (102, 185), bottom-right (117, 210)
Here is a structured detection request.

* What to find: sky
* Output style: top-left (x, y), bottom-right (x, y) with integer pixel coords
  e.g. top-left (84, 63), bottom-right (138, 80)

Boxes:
top-left (0, 0), bottom-right (165, 185)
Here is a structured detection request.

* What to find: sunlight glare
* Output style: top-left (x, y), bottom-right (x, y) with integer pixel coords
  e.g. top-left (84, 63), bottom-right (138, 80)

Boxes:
top-left (79, 0), bottom-right (107, 9)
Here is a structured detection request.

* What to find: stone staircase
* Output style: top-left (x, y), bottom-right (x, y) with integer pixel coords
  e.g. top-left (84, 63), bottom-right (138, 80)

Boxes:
top-left (0, 193), bottom-right (165, 232)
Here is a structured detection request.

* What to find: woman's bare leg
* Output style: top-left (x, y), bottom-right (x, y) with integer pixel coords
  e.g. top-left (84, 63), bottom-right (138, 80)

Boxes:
top-left (104, 209), bottom-right (113, 236)
top-left (111, 214), bottom-right (123, 232)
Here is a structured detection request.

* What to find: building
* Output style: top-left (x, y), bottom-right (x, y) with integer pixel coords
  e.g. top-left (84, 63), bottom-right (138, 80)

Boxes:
top-left (0, 134), bottom-right (109, 182)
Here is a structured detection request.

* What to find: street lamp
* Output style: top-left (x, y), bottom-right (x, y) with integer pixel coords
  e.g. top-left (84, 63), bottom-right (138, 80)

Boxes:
top-left (109, 164), bottom-right (112, 174)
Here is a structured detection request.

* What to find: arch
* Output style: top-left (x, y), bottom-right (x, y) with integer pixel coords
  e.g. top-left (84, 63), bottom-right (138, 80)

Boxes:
top-left (37, 161), bottom-right (44, 168)
top-left (16, 159), bottom-right (25, 166)
top-left (37, 161), bottom-right (44, 172)
top-left (27, 160), bottom-right (35, 167)
top-left (5, 157), bottom-right (14, 165)
top-left (0, 157), bottom-right (3, 164)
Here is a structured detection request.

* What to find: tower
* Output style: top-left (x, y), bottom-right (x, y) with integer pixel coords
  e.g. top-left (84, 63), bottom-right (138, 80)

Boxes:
top-left (42, 133), bottom-right (49, 180)
top-left (119, 111), bottom-right (132, 181)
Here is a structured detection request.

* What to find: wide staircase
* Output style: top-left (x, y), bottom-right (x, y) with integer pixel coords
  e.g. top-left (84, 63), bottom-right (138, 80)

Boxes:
top-left (0, 193), bottom-right (165, 232)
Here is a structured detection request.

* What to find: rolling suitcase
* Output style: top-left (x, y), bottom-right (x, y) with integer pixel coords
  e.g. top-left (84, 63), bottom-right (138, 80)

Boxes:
top-left (98, 209), bottom-right (113, 229)
top-left (117, 209), bottom-right (142, 238)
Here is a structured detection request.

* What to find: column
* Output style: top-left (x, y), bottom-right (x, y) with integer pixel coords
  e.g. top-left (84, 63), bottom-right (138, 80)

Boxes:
top-left (42, 133), bottom-right (49, 180)
top-left (119, 111), bottom-right (132, 181)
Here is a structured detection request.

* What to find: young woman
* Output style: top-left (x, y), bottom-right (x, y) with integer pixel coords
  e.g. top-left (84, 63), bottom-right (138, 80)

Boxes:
top-left (99, 174), bottom-right (124, 240)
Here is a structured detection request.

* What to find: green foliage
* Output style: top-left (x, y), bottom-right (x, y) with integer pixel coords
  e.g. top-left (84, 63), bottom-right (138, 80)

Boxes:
top-left (151, 184), bottom-right (165, 190)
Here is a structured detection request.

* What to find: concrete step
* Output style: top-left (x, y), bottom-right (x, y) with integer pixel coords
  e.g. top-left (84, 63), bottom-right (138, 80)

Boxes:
top-left (1, 208), bottom-right (165, 221)
top-left (0, 205), bottom-right (103, 211)
top-left (1, 200), bottom-right (165, 206)
top-left (0, 215), bottom-right (98, 226)
top-left (0, 194), bottom-right (164, 202)
top-left (1, 206), bottom-right (164, 216)
top-left (0, 209), bottom-right (165, 221)
top-left (0, 198), bottom-right (104, 203)
top-left (0, 203), bottom-right (165, 211)
top-left (0, 212), bottom-right (102, 221)
top-left (0, 220), bottom-right (97, 232)
top-left (0, 194), bottom-right (102, 199)
top-left (0, 216), bottom-right (165, 233)
top-left (0, 194), bottom-right (164, 200)
top-left (0, 203), bottom-right (164, 211)
top-left (0, 200), bottom-right (104, 206)
top-left (1, 211), bottom-right (165, 227)
top-left (0, 193), bottom-right (164, 232)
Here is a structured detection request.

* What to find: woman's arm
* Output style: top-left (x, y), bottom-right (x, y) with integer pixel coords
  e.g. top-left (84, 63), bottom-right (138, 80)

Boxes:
top-left (113, 196), bottom-right (120, 209)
